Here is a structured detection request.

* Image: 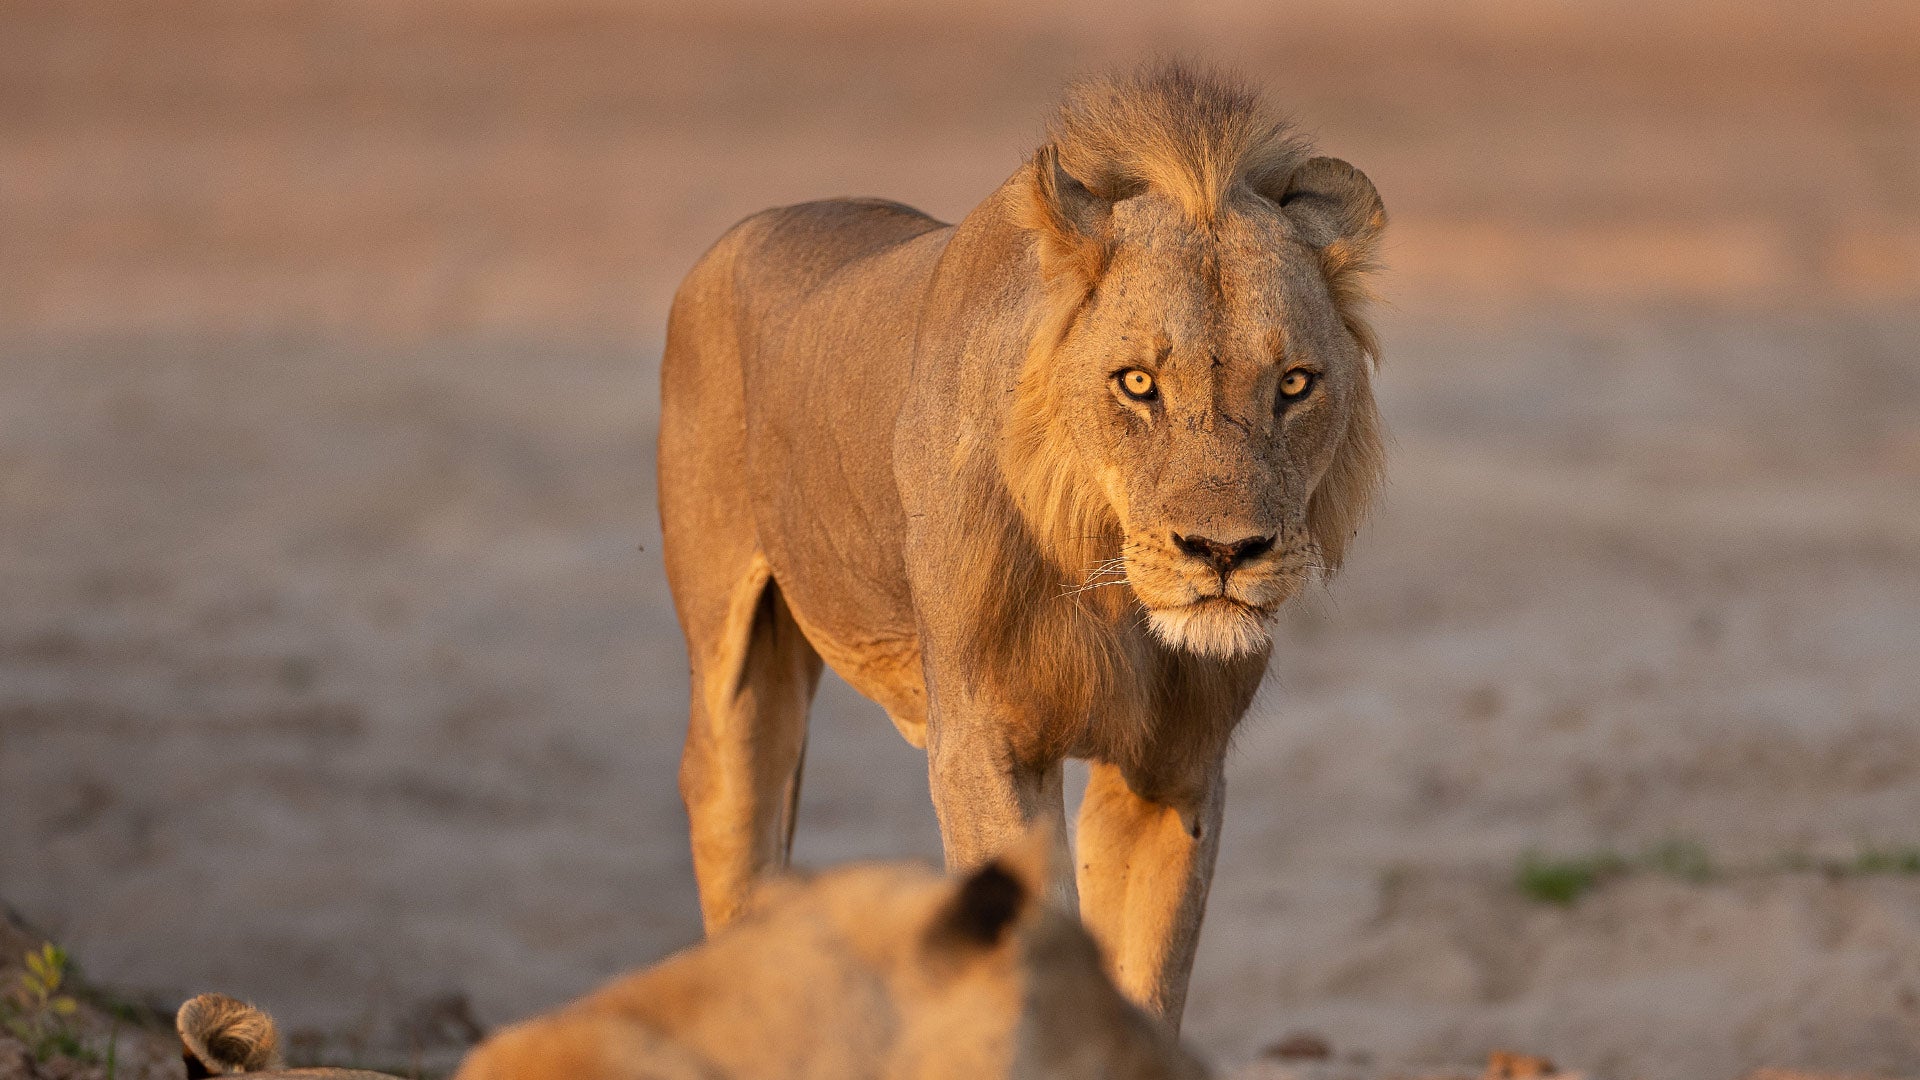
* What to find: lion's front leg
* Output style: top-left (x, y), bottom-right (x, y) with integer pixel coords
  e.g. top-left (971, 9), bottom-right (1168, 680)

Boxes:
top-left (1075, 758), bottom-right (1225, 1028)
top-left (926, 719), bottom-right (1078, 910)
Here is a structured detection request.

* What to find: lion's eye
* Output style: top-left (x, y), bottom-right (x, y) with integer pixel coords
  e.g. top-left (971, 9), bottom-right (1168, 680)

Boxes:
top-left (1277, 369), bottom-right (1316, 404)
top-left (1118, 369), bottom-right (1158, 401)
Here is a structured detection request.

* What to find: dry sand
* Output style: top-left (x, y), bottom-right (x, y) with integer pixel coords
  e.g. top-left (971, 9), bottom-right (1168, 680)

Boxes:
top-left (1, 3), bottom-right (1918, 1078)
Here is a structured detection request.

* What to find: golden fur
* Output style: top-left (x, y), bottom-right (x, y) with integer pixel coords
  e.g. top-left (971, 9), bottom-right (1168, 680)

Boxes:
top-left (657, 61), bottom-right (1387, 1024)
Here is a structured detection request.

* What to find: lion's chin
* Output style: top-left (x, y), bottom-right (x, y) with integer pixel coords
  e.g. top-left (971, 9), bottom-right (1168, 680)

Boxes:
top-left (1145, 598), bottom-right (1274, 661)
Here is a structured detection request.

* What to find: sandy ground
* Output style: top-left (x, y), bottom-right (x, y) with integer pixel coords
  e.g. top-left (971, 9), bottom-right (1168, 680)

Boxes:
top-left (2, 3), bottom-right (1919, 1078)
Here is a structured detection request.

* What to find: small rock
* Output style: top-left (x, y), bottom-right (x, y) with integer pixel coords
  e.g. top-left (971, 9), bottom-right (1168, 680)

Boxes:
top-left (0, 1035), bottom-right (40, 1080)
top-left (1262, 1032), bottom-right (1333, 1061)
top-left (1740, 1072), bottom-right (1920, 1080)
top-left (1484, 1050), bottom-right (1559, 1080)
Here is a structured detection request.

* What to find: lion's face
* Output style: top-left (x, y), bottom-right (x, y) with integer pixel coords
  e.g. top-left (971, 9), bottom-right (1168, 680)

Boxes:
top-left (1053, 194), bottom-right (1372, 660)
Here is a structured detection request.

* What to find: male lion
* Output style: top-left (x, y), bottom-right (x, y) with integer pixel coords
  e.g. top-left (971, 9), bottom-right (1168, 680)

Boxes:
top-left (659, 62), bottom-right (1386, 1023)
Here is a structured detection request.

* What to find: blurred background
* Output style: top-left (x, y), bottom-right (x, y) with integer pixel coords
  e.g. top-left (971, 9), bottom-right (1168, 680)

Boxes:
top-left (2, 1), bottom-right (1917, 1077)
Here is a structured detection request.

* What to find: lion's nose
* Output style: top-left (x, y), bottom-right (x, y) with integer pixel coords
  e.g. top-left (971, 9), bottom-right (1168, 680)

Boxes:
top-left (1170, 532), bottom-right (1275, 575)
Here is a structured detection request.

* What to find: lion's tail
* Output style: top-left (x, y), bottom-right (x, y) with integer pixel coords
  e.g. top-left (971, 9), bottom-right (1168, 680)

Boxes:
top-left (177, 992), bottom-right (285, 1076)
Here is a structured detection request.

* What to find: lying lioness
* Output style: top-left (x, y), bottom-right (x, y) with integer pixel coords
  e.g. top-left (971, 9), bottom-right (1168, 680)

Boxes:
top-left (180, 836), bottom-right (1206, 1080)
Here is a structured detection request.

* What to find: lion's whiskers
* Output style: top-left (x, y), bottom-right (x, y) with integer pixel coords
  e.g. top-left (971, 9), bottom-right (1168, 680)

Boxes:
top-left (1063, 557), bottom-right (1130, 595)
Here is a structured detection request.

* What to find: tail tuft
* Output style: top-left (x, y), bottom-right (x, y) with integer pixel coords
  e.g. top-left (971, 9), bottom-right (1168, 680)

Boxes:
top-left (177, 992), bottom-right (284, 1076)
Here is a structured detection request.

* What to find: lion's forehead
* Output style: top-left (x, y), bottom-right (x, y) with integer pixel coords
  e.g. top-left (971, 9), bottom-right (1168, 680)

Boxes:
top-left (1094, 218), bottom-right (1346, 364)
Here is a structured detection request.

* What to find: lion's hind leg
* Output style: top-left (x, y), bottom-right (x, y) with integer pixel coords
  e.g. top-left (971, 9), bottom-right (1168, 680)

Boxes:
top-left (678, 554), bottom-right (821, 932)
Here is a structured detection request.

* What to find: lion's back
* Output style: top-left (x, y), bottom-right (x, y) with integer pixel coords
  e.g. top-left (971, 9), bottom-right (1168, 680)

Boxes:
top-left (658, 198), bottom-right (952, 729)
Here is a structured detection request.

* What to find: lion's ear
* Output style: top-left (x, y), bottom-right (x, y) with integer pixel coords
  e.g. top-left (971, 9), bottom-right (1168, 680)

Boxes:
top-left (1278, 157), bottom-right (1387, 568)
top-left (1019, 144), bottom-right (1113, 294)
top-left (925, 827), bottom-right (1053, 953)
top-left (1271, 155), bottom-right (1386, 366)
top-left (1271, 155), bottom-right (1385, 254)
top-left (931, 861), bottom-right (1028, 950)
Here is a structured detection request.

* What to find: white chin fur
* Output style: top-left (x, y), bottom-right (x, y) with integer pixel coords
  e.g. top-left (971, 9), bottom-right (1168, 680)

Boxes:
top-left (1146, 601), bottom-right (1273, 660)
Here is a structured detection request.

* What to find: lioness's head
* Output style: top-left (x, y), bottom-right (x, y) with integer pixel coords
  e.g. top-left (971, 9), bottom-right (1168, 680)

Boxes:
top-left (455, 833), bottom-right (1207, 1080)
top-left (717, 836), bottom-right (1208, 1080)
top-left (1008, 64), bottom-right (1386, 660)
